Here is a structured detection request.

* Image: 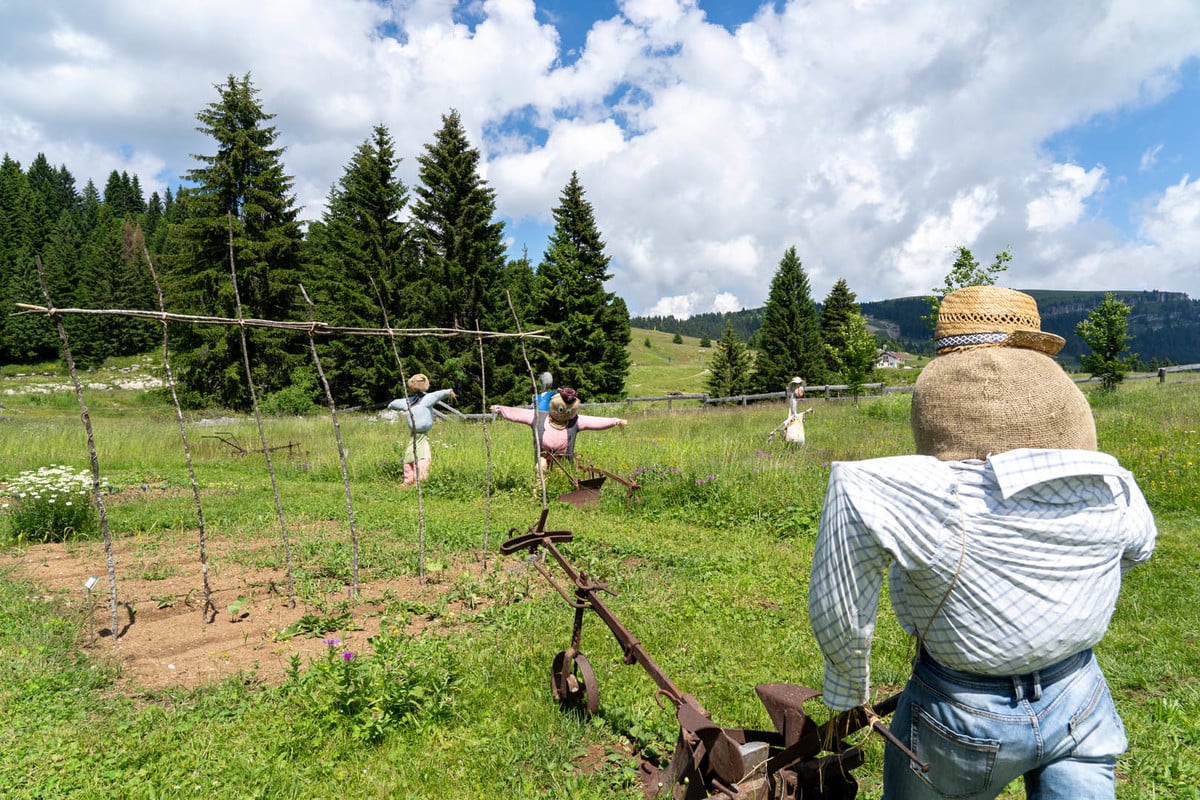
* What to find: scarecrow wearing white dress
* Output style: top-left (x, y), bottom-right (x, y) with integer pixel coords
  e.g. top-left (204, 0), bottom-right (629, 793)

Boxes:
top-left (767, 376), bottom-right (813, 445)
top-left (387, 373), bottom-right (455, 486)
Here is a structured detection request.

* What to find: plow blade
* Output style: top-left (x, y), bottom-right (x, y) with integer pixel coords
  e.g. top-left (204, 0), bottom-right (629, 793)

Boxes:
top-left (558, 476), bottom-right (606, 508)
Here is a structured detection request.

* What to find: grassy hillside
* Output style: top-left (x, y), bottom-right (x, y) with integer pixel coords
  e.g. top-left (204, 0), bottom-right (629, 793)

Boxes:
top-left (625, 327), bottom-right (714, 397)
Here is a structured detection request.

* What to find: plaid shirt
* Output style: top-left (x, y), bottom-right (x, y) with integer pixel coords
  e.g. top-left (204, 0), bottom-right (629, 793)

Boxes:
top-left (809, 448), bottom-right (1157, 710)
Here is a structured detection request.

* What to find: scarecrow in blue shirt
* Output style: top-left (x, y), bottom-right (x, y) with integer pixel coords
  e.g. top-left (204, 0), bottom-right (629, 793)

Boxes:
top-left (387, 373), bottom-right (455, 486)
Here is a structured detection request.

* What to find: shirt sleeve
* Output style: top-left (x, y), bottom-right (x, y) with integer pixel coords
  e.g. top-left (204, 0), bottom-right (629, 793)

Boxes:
top-left (494, 405), bottom-right (535, 425)
top-left (808, 457), bottom-right (956, 710)
top-left (420, 389), bottom-right (453, 409)
top-left (386, 398), bottom-right (408, 411)
top-left (808, 463), bottom-right (893, 710)
top-left (1115, 470), bottom-right (1157, 572)
top-left (575, 414), bottom-right (623, 431)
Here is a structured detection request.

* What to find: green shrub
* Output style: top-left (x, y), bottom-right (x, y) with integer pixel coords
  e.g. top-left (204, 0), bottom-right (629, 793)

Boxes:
top-left (283, 626), bottom-right (460, 744)
top-left (2, 464), bottom-right (99, 543)
top-left (261, 384), bottom-right (320, 416)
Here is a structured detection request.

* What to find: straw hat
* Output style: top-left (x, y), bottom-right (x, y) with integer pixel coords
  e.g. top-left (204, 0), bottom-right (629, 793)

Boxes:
top-left (547, 388), bottom-right (580, 429)
top-left (407, 373), bottom-right (430, 393)
top-left (934, 285), bottom-right (1064, 356)
top-left (912, 287), bottom-right (1095, 461)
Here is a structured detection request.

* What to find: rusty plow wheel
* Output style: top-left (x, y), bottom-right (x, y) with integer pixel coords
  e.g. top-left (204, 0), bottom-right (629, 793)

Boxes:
top-left (550, 650), bottom-right (600, 715)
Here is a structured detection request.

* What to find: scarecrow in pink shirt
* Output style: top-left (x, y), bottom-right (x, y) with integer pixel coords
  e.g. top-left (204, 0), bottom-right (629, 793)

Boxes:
top-left (491, 387), bottom-right (627, 474)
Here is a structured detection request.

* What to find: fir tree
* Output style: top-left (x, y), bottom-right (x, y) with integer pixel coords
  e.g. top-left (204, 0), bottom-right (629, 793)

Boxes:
top-left (164, 73), bottom-right (307, 409)
top-left (706, 321), bottom-right (753, 397)
top-left (751, 246), bottom-right (826, 392)
top-left (404, 110), bottom-right (513, 409)
top-left (531, 172), bottom-right (631, 401)
top-left (26, 154), bottom-right (78, 246)
top-left (306, 124), bottom-right (411, 406)
top-left (0, 156), bottom-right (57, 362)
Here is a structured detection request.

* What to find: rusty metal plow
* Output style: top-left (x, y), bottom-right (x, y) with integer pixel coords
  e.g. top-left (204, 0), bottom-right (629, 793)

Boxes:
top-left (544, 452), bottom-right (642, 508)
top-left (541, 452), bottom-right (607, 508)
top-left (499, 510), bottom-right (926, 800)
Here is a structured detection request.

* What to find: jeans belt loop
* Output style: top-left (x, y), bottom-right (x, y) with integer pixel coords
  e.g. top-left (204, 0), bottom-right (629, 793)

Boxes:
top-left (1011, 675), bottom-right (1024, 702)
top-left (1030, 671), bottom-right (1043, 702)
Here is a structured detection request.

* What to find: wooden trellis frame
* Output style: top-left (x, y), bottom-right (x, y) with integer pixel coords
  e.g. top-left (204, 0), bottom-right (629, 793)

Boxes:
top-left (13, 269), bottom-right (547, 640)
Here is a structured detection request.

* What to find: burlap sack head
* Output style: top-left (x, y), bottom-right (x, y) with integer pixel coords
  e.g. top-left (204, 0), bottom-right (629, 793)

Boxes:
top-left (912, 346), bottom-right (1096, 460)
top-left (407, 373), bottom-right (430, 393)
top-left (547, 390), bottom-right (580, 430)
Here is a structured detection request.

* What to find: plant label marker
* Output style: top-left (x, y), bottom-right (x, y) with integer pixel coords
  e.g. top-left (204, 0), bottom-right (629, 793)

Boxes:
top-left (83, 576), bottom-right (99, 641)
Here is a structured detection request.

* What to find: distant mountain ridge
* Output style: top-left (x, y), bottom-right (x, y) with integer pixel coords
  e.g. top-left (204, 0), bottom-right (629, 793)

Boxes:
top-left (631, 290), bottom-right (1200, 367)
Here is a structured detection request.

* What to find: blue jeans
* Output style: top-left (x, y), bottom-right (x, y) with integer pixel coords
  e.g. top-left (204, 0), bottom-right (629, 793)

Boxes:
top-left (882, 649), bottom-right (1127, 799)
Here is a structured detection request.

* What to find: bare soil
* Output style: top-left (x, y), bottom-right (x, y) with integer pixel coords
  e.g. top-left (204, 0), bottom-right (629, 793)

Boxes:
top-left (4, 532), bottom-right (495, 694)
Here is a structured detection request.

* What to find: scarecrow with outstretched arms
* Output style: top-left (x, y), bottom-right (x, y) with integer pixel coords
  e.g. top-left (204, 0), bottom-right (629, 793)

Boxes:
top-left (387, 373), bottom-right (455, 486)
top-left (491, 387), bottom-right (626, 473)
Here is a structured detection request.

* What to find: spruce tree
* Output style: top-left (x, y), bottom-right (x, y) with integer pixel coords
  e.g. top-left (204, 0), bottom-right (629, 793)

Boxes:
top-left (164, 73), bottom-right (306, 409)
top-left (306, 124), bottom-right (411, 406)
top-left (26, 154), bottom-right (78, 246)
top-left (706, 321), bottom-right (753, 397)
top-left (0, 156), bottom-right (57, 362)
top-left (404, 109), bottom-right (513, 409)
top-left (531, 171), bottom-right (631, 401)
top-left (751, 246), bottom-right (826, 392)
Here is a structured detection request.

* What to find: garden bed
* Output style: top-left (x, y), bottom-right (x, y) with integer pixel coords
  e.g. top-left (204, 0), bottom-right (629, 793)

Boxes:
top-left (4, 532), bottom-right (498, 693)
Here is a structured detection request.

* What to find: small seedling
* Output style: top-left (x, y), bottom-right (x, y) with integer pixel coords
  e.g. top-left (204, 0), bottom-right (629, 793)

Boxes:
top-left (228, 596), bottom-right (250, 621)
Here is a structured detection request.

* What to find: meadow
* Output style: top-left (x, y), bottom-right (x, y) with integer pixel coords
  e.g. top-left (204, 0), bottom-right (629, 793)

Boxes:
top-left (0, 334), bottom-right (1197, 799)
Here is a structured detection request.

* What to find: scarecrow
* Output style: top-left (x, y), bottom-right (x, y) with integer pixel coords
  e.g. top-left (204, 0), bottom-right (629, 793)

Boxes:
top-left (767, 376), bottom-right (813, 445)
top-left (386, 373), bottom-right (455, 486)
top-left (808, 286), bottom-right (1156, 798)
top-left (493, 388), bottom-right (626, 470)
top-left (535, 371), bottom-right (555, 412)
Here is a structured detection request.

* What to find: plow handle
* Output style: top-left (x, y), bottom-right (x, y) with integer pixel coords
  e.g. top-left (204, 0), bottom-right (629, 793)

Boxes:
top-left (820, 694), bottom-right (928, 772)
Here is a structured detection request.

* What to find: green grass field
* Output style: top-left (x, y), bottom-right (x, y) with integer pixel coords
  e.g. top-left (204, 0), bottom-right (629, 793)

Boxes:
top-left (0, 340), bottom-right (1197, 799)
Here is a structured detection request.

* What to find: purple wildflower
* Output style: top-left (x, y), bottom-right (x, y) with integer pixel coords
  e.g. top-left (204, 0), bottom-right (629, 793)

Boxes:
top-left (341, 651), bottom-right (355, 661)
top-left (322, 638), bottom-right (342, 647)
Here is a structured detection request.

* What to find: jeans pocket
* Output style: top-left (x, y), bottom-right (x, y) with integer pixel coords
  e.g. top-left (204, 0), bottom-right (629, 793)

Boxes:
top-left (1067, 670), bottom-right (1128, 759)
top-left (910, 702), bottom-right (1001, 797)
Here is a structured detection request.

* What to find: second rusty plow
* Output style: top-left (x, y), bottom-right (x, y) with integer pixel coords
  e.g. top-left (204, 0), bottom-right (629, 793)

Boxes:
top-left (500, 510), bottom-right (927, 800)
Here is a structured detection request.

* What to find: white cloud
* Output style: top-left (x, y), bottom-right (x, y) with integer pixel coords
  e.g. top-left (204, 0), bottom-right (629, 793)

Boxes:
top-left (1026, 163), bottom-right (1107, 233)
top-left (712, 292), bottom-right (743, 313)
top-left (1140, 175), bottom-right (1200, 254)
top-left (2, 0), bottom-right (1200, 316)
top-left (886, 186), bottom-right (1001, 295)
top-left (644, 289), bottom-right (744, 319)
top-left (1140, 143), bottom-right (1164, 172)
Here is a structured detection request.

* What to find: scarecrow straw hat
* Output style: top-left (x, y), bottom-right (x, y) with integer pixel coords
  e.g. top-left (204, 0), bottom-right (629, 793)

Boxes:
top-left (933, 285), bottom-right (1064, 356)
top-left (407, 373), bottom-right (430, 393)
top-left (912, 286), bottom-right (1095, 461)
top-left (547, 389), bottom-right (580, 429)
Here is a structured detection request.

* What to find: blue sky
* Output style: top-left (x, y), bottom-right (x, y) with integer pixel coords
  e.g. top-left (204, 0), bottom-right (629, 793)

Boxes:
top-left (2, 0), bottom-right (1199, 318)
